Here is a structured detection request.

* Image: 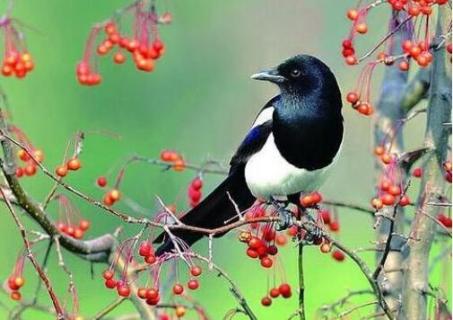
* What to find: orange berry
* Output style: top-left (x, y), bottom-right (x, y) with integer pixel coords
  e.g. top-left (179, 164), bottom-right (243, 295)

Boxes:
top-left (355, 23), bottom-right (368, 34)
top-left (175, 306), bottom-right (186, 318)
top-left (17, 149), bottom-right (29, 161)
top-left (346, 9), bottom-right (359, 20)
top-left (24, 164), bottom-right (37, 176)
top-left (113, 52), bottom-right (126, 64)
top-left (109, 189), bottom-right (121, 201)
top-left (33, 149), bottom-right (44, 162)
top-left (10, 291), bottom-right (21, 301)
top-left (67, 158), bottom-right (81, 171)
top-left (371, 198), bottom-right (383, 210)
top-left (173, 159), bottom-right (186, 171)
top-left (374, 146), bottom-right (385, 156)
top-left (55, 165), bottom-right (68, 177)
top-left (320, 243), bottom-right (331, 253)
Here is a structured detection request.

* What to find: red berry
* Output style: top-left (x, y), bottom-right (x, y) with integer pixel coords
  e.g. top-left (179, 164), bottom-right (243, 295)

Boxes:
top-left (260, 257), bottom-right (273, 268)
top-left (332, 250), bottom-right (345, 261)
top-left (346, 92), bottom-right (359, 105)
top-left (320, 210), bottom-right (331, 224)
top-left (139, 241), bottom-right (152, 257)
top-left (190, 265), bottom-right (202, 277)
top-left (269, 288), bottom-right (280, 298)
top-left (105, 278), bottom-right (117, 289)
top-left (15, 167), bottom-right (24, 178)
top-left (97, 176), bottom-right (107, 187)
top-left (79, 219), bottom-right (90, 231)
top-left (187, 279), bottom-right (199, 290)
top-left (329, 221), bottom-right (340, 232)
top-left (191, 177), bottom-right (203, 190)
top-left (279, 283), bottom-right (292, 298)
top-left (438, 214), bottom-right (452, 228)
top-left (248, 237), bottom-right (263, 249)
top-left (103, 270), bottom-right (114, 280)
top-left (145, 254), bottom-right (156, 265)
top-left (145, 288), bottom-right (159, 300)
top-left (275, 234), bottom-right (287, 246)
top-left (117, 284), bottom-right (131, 297)
top-left (399, 195), bottom-right (410, 207)
top-left (388, 185), bottom-right (402, 196)
top-left (173, 283), bottom-right (184, 295)
top-left (412, 167), bottom-right (423, 178)
top-left (381, 194), bottom-right (396, 206)
top-left (267, 245), bottom-right (278, 255)
top-left (246, 248), bottom-right (259, 259)
top-left (261, 296), bottom-right (272, 306)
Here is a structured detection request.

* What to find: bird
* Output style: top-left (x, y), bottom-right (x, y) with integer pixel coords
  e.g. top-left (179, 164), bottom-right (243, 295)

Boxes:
top-left (154, 54), bottom-right (343, 256)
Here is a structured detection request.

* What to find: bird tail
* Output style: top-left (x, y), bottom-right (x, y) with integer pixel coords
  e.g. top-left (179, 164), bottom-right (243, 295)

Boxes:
top-left (153, 166), bottom-right (255, 256)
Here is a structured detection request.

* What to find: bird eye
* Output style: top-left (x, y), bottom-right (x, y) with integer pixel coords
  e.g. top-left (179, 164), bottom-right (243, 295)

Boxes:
top-left (290, 69), bottom-right (301, 78)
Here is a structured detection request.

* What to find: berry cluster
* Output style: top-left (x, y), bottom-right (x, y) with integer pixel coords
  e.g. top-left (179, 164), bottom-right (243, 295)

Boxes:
top-left (370, 147), bottom-right (410, 209)
top-left (160, 149), bottom-right (186, 171)
top-left (55, 195), bottom-right (91, 239)
top-left (261, 283), bottom-right (292, 307)
top-left (172, 266), bottom-right (202, 295)
top-left (387, 0), bottom-right (448, 14)
top-left (319, 209), bottom-right (340, 232)
top-left (345, 63), bottom-right (377, 116)
top-left (15, 148), bottom-right (43, 178)
top-left (240, 205), bottom-right (284, 269)
top-left (0, 19), bottom-right (35, 79)
top-left (9, 124), bottom-right (44, 178)
top-left (401, 40), bottom-right (433, 68)
top-left (103, 189), bottom-right (121, 206)
top-left (188, 177), bottom-right (203, 207)
top-left (55, 158), bottom-right (82, 177)
top-left (6, 254), bottom-right (26, 301)
top-left (342, 0), bottom-right (451, 117)
top-left (77, 1), bottom-right (170, 86)
top-left (57, 219), bottom-right (90, 239)
top-left (103, 269), bottom-right (131, 297)
top-left (138, 241), bottom-right (157, 265)
top-left (299, 191), bottom-right (323, 208)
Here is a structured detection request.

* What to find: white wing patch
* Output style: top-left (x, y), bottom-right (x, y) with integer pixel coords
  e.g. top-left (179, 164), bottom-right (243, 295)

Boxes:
top-left (252, 107), bottom-right (274, 128)
top-left (244, 133), bottom-right (340, 200)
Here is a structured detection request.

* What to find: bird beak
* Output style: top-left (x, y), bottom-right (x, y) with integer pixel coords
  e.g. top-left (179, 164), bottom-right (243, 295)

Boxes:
top-left (251, 68), bottom-right (286, 83)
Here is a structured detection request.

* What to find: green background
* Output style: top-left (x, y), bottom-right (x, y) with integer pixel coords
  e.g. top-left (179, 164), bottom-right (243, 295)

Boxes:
top-left (0, 1), bottom-right (449, 319)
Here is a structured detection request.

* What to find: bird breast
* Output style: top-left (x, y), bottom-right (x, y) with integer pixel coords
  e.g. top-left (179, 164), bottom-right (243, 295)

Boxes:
top-left (244, 133), bottom-right (338, 200)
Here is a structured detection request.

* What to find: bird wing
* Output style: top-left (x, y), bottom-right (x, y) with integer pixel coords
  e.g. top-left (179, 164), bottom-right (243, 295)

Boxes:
top-left (229, 96), bottom-right (278, 171)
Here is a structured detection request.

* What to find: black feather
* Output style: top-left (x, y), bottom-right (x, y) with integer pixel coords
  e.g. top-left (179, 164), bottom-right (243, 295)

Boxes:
top-left (154, 165), bottom-right (255, 256)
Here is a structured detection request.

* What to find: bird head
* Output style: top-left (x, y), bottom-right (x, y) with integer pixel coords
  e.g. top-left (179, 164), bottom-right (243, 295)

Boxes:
top-left (251, 54), bottom-right (338, 98)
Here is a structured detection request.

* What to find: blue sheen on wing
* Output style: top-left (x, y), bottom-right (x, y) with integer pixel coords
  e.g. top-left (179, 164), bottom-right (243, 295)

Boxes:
top-left (244, 126), bottom-right (261, 145)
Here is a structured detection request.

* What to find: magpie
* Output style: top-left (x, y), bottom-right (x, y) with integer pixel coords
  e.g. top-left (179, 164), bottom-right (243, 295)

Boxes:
top-left (154, 54), bottom-right (343, 256)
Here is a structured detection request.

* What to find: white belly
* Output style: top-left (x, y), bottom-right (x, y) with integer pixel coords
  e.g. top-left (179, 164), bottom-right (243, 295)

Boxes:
top-left (244, 133), bottom-right (337, 200)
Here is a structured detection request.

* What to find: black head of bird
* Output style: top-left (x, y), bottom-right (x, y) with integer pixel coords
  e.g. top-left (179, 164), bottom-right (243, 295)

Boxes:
top-left (251, 54), bottom-right (342, 115)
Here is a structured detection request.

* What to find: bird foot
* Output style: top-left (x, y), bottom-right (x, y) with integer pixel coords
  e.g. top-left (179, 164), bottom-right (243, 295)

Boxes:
top-left (270, 199), bottom-right (295, 231)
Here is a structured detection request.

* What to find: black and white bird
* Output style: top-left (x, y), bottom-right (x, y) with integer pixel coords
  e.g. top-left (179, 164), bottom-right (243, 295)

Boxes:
top-left (154, 54), bottom-right (343, 256)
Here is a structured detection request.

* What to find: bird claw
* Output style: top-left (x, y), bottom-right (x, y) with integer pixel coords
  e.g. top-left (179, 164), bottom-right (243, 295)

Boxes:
top-left (270, 199), bottom-right (295, 231)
